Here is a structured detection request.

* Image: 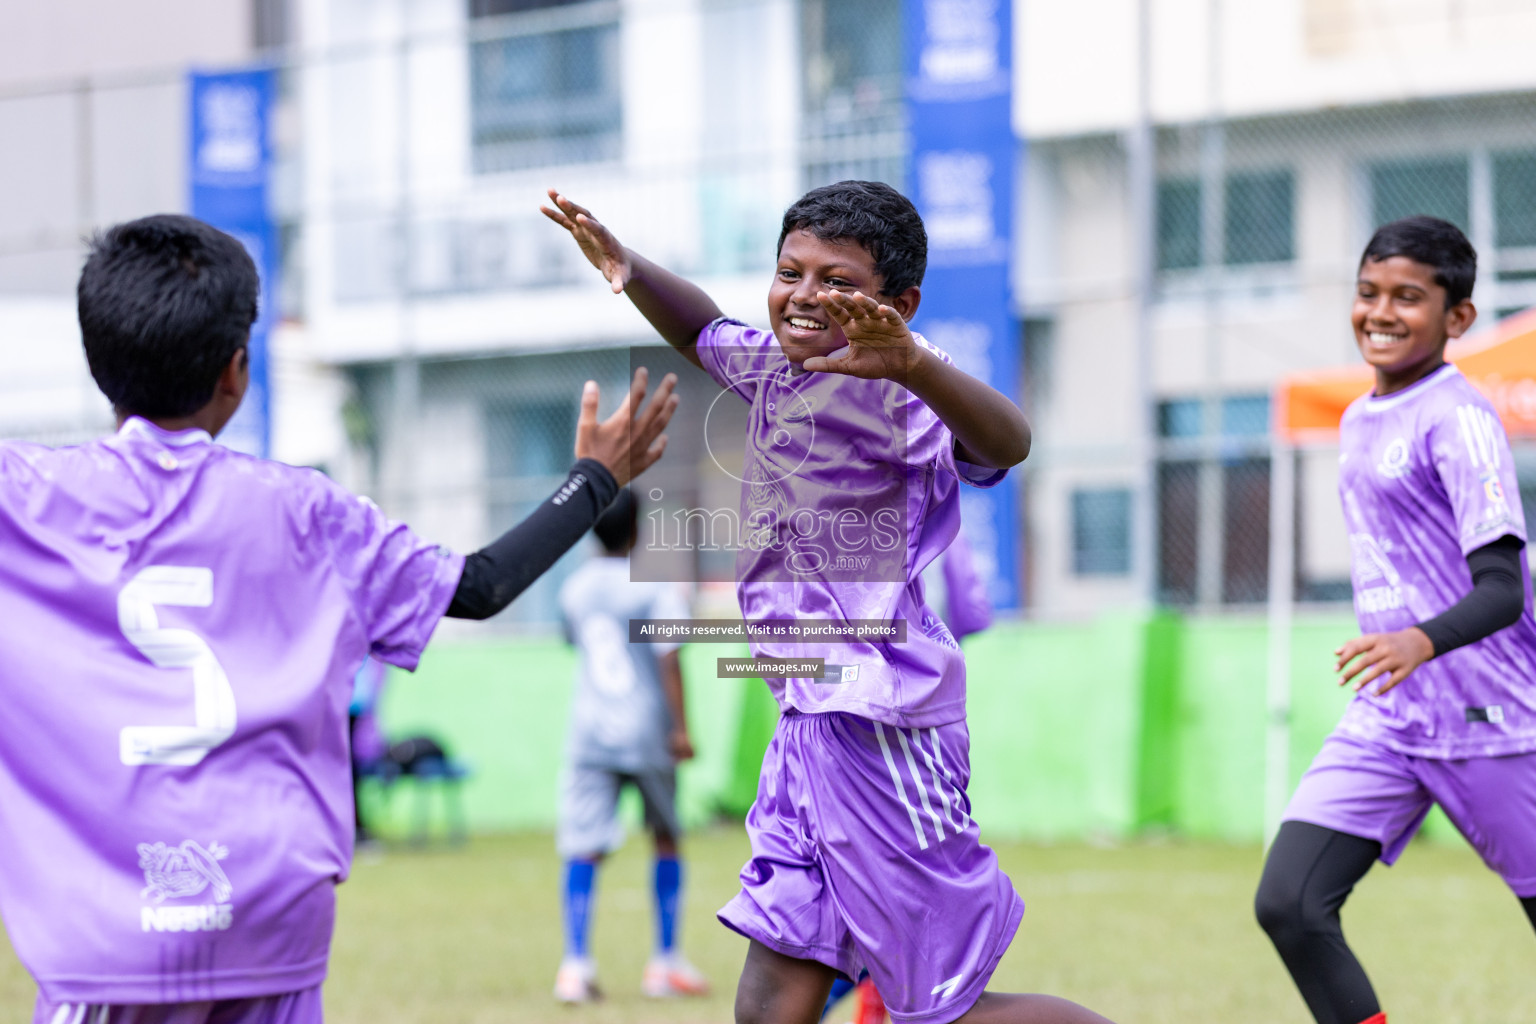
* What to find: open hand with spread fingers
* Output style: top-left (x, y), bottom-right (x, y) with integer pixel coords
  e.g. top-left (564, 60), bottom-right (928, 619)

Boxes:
top-left (540, 190), bottom-right (633, 293)
top-left (804, 288), bottom-right (922, 382)
top-left (1336, 626), bottom-right (1435, 696)
top-left (575, 368), bottom-right (679, 486)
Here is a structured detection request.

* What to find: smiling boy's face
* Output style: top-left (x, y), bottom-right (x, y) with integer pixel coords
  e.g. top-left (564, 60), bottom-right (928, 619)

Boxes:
top-left (1352, 254), bottom-right (1476, 395)
top-left (769, 229), bottom-right (918, 365)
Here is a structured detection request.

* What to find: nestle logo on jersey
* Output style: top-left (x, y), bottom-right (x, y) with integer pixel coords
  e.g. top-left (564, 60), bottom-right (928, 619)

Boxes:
top-left (141, 903), bottom-right (234, 932)
top-left (136, 839), bottom-right (236, 933)
top-left (1356, 585), bottom-right (1404, 613)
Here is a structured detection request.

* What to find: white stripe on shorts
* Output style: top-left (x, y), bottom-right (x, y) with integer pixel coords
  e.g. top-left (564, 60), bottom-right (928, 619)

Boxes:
top-left (910, 728), bottom-right (959, 835)
top-left (51, 1003), bottom-right (107, 1024)
top-left (929, 726), bottom-right (969, 830)
top-left (897, 728), bottom-right (946, 842)
top-left (875, 723), bottom-right (929, 851)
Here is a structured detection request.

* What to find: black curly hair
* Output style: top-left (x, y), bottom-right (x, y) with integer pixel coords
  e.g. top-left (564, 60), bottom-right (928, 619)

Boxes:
top-left (777, 180), bottom-right (927, 296)
top-left (1360, 216), bottom-right (1477, 307)
top-left (78, 214), bottom-right (258, 418)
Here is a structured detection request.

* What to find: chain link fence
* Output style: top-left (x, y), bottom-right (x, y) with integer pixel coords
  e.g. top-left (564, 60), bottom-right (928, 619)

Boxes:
top-left (5, 0), bottom-right (1536, 629)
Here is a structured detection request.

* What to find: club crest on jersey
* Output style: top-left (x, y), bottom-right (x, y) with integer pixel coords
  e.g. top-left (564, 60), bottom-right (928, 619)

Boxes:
top-left (1376, 438), bottom-right (1411, 479)
top-left (138, 840), bottom-right (235, 933)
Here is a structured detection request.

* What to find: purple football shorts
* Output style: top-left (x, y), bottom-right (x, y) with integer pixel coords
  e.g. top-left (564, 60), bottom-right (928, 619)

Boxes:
top-left (718, 711), bottom-right (1025, 1023)
top-left (34, 986), bottom-right (323, 1024)
top-left (1285, 732), bottom-right (1536, 896)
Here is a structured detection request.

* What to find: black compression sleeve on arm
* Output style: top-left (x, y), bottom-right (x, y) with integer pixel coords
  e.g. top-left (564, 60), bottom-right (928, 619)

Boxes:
top-left (1415, 534), bottom-right (1526, 657)
top-left (445, 458), bottom-right (619, 620)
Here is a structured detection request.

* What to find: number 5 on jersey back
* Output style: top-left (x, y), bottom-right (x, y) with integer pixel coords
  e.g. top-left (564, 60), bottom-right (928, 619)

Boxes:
top-left (118, 566), bottom-right (237, 766)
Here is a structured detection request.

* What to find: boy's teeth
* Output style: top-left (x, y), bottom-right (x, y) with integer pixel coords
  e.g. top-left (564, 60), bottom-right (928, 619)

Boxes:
top-left (789, 317), bottom-right (824, 330)
top-left (1369, 332), bottom-right (1403, 344)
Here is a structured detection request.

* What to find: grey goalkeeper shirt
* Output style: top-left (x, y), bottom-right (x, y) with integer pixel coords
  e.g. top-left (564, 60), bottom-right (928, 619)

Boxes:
top-left (559, 555), bottom-right (688, 772)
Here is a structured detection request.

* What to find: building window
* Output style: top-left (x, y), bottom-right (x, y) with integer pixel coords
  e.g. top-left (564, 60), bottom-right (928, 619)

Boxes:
top-left (1157, 396), bottom-right (1268, 439)
top-left (1369, 156), bottom-right (1469, 233)
top-left (1157, 398), bottom-right (1203, 438)
top-left (1157, 170), bottom-right (1294, 271)
top-left (253, 0), bottom-right (290, 50)
top-left (1225, 170), bottom-right (1295, 265)
top-left (469, 0), bottom-right (622, 173)
top-left (1072, 488), bottom-right (1132, 576)
top-left (1156, 179), bottom-right (1201, 271)
top-left (1494, 150), bottom-right (1536, 250)
top-left (1220, 458), bottom-right (1271, 603)
top-left (1155, 393), bottom-right (1272, 605)
top-left (800, 0), bottom-right (905, 191)
top-left (1221, 395), bottom-right (1271, 436)
top-left (1156, 462), bottom-right (1199, 603)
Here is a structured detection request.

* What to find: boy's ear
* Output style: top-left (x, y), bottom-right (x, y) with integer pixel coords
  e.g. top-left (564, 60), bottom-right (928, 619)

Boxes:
top-left (221, 346), bottom-right (250, 393)
top-left (890, 285), bottom-right (921, 322)
top-left (1445, 298), bottom-right (1477, 341)
top-left (213, 346), bottom-right (250, 408)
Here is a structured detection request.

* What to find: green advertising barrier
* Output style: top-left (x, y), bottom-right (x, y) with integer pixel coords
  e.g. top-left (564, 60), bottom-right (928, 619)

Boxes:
top-left (372, 639), bottom-right (764, 837)
top-left (962, 614), bottom-right (1150, 841)
top-left (367, 611), bottom-right (1466, 847)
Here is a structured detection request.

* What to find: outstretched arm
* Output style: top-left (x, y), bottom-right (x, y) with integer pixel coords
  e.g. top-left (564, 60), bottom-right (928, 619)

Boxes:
top-left (808, 289), bottom-right (1031, 469)
top-left (447, 369), bottom-right (679, 620)
top-left (541, 190), bottom-right (722, 370)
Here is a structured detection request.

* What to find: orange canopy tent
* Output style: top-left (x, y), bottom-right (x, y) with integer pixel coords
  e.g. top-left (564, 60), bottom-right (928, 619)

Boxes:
top-left (1276, 307), bottom-right (1536, 441)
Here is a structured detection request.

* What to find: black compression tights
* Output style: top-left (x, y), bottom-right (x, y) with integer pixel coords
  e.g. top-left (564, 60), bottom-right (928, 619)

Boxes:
top-left (1255, 821), bottom-right (1383, 1024)
top-left (1257, 821), bottom-right (1536, 1024)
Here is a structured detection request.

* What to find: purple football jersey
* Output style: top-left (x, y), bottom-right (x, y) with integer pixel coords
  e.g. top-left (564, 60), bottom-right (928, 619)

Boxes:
top-left (0, 418), bottom-right (463, 1003)
top-left (1336, 364), bottom-right (1536, 758)
top-left (696, 318), bottom-right (1006, 728)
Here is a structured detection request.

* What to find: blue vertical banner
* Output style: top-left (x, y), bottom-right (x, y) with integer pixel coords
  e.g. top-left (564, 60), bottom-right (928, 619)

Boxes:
top-left (189, 67), bottom-right (277, 459)
top-left (905, 0), bottom-right (1019, 608)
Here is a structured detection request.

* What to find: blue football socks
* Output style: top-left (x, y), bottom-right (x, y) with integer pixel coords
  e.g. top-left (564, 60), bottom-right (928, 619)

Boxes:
top-left (653, 856), bottom-right (682, 953)
top-left (563, 859), bottom-right (597, 959)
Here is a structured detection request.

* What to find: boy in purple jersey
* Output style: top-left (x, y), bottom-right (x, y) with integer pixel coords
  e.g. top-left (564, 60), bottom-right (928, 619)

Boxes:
top-left (0, 214), bottom-right (677, 1024)
top-left (543, 182), bottom-right (1115, 1024)
top-left (1255, 216), bottom-right (1536, 1024)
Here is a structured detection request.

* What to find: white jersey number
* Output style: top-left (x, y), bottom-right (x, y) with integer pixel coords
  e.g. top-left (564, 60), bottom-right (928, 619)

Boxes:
top-left (118, 566), bottom-right (237, 766)
top-left (580, 615), bottom-right (637, 698)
